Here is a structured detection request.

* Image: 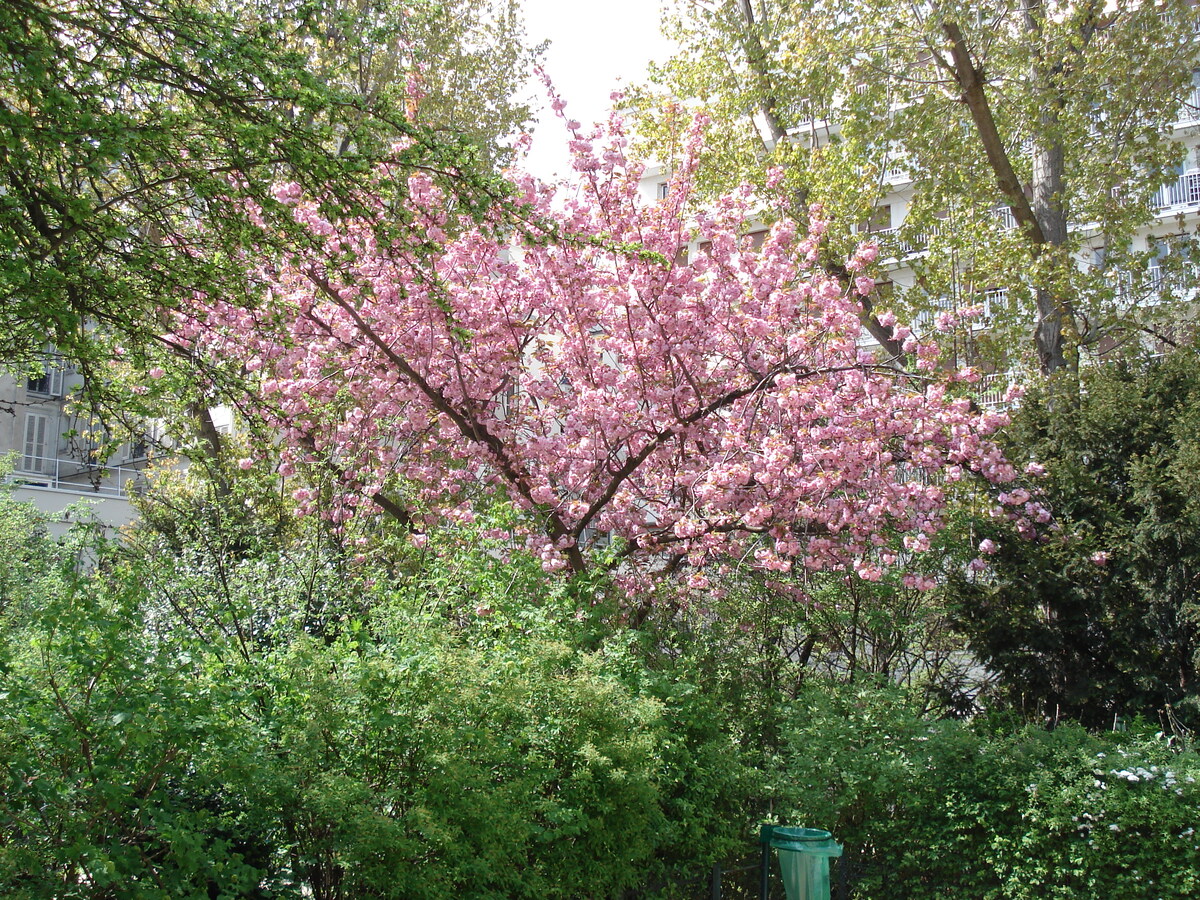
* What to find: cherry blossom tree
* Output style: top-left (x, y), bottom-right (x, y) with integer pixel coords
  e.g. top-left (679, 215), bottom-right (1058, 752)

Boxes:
top-left (180, 111), bottom-right (1033, 582)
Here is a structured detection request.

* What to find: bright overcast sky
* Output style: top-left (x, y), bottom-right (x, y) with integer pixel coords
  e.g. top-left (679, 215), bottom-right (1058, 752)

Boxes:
top-left (519, 0), bottom-right (676, 180)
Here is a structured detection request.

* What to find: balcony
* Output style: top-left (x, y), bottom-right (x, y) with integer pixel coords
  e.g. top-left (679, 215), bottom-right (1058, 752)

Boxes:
top-left (8, 454), bottom-right (147, 498)
top-left (1153, 170), bottom-right (1200, 211)
top-left (867, 212), bottom-right (1023, 262)
top-left (973, 371), bottom-right (1015, 408)
top-left (983, 286), bottom-right (1009, 313)
top-left (1147, 261), bottom-right (1199, 302)
top-left (1178, 85), bottom-right (1200, 125)
top-left (929, 288), bottom-right (1007, 328)
top-left (868, 222), bottom-right (944, 259)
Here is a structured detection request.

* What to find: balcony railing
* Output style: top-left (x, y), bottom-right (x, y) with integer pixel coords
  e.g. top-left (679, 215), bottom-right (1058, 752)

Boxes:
top-left (1178, 86), bottom-right (1200, 125)
top-left (1153, 171), bottom-right (1200, 210)
top-left (912, 288), bottom-right (1007, 331)
top-left (981, 288), bottom-right (1009, 322)
top-left (974, 371), bottom-right (1014, 407)
top-left (8, 454), bottom-right (146, 498)
top-left (867, 215), bottom-right (1024, 259)
top-left (1147, 262), bottom-right (1199, 300)
top-left (870, 222), bottom-right (943, 257)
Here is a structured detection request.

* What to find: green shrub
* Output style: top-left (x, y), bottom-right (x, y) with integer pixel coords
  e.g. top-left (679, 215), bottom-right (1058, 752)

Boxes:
top-left (0, 493), bottom-right (691, 899)
top-left (0, 507), bottom-right (263, 898)
top-left (771, 684), bottom-right (1200, 899)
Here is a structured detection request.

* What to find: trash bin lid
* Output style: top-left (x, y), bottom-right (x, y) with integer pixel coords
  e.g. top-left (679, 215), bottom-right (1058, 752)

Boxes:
top-left (770, 826), bottom-right (843, 858)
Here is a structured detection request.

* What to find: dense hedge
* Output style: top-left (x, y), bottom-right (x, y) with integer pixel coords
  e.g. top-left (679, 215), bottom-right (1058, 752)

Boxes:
top-left (0, 492), bottom-right (745, 899)
top-left (774, 685), bottom-right (1200, 899)
top-left (3, 488), bottom-right (1199, 898)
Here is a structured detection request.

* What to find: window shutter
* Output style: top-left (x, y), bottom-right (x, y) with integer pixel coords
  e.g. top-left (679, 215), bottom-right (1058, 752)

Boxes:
top-left (23, 413), bottom-right (49, 473)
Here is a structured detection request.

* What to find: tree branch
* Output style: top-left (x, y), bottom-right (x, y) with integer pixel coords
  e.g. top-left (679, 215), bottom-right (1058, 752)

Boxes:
top-left (940, 19), bottom-right (1046, 247)
top-left (306, 269), bottom-right (587, 570)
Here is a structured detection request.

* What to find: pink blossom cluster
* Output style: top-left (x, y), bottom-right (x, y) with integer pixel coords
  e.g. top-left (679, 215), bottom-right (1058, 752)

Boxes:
top-left (179, 113), bottom-right (1033, 578)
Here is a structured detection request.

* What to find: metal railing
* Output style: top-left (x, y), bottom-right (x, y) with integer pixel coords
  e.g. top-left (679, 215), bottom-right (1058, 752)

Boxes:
top-left (1178, 86), bottom-right (1200, 125)
top-left (8, 454), bottom-right (146, 497)
top-left (870, 224), bottom-right (939, 257)
top-left (980, 287), bottom-right (1009, 324)
top-left (1153, 170), bottom-right (1200, 210)
top-left (974, 370), bottom-right (1014, 407)
top-left (1147, 262), bottom-right (1199, 302)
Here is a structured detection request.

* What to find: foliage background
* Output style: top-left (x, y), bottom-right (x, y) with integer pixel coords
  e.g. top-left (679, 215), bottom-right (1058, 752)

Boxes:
top-left (3, 474), bottom-right (1200, 899)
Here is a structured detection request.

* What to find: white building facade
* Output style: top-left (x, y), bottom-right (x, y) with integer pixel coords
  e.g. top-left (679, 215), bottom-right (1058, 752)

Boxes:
top-left (1, 354), bottom-right (146, 535)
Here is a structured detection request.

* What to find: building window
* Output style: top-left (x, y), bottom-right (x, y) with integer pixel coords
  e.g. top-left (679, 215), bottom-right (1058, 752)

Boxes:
top-left (1149, 235), bottom-right (1196, 294)
top-left (1182, 69), bottom-right (1200, 123)
top-left (22, 413), bottom-right (51, 474)
top-left (128, 434), bottom-right (149, 462)
top-left (860, 204), bottom-right (892, 234)
top-left (26, 361), bottom-right (64, 397)
top-left (656, 181), bottom-right (670, 200)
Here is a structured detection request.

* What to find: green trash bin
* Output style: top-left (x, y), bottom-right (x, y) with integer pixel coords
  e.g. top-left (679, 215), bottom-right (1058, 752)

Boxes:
top-left (768, 826), bottom-right (842, 900)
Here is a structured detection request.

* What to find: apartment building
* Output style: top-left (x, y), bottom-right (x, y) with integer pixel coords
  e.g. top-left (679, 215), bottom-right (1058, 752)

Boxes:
top-left (0, 354), bottom-right (172, 535)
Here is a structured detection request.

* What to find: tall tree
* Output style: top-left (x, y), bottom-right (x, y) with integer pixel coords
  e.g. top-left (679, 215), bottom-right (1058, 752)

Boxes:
top-left (244, 0), bottom-right (540, 166)
top-left (0, 0), bottom-right (534, 374)
top-left (635, 0), bottom-right (1200, 376)
top-left (948, 349), bottom-right (1200, 727)
top-left (179, 114), bottom-right (1036, 586)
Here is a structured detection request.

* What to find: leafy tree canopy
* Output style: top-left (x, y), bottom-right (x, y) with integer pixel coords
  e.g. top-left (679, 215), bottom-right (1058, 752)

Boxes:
top-left (949, 349), bottom-right (1200, 727)
top-left (0, 0), bottom-right (536, 376)
top-left (634, 0), bottom-right (1200, 374)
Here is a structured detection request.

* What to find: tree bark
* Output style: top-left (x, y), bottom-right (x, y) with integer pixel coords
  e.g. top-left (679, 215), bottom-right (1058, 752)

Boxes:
top-left (941, 10), bottom-right (1071, 375)
top-left (733, 0), bottom-right (908, 364)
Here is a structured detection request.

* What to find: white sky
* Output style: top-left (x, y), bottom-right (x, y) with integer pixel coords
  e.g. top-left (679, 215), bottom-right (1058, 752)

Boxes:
top-left (519, 0), bottom-right (676, 180)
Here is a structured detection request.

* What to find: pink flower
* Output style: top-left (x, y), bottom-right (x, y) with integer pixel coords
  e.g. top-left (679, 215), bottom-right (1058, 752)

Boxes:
top-left (176, 108), bottom-right (1031, 589)
top-left (979, 539), bottom-right (998, 555)
top-left (148, 367), bottom-right (166, 379)
top-left (238, 458), bottom-right (254, 470)
top-left (1090, 551), bottom-right (1110, 566)
top-left (847, 243), bottom-right (878, 271)
top-left (856, 563), bottom-right (883, 582)
top-left (904, 533), bottom-right (931, 552)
